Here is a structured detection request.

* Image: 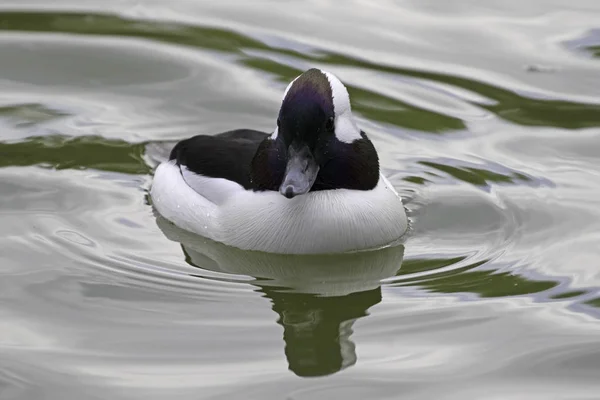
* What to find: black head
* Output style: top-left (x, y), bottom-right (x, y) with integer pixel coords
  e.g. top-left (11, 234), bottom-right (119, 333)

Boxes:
top-left (251, 68), bottom-right (379, 197)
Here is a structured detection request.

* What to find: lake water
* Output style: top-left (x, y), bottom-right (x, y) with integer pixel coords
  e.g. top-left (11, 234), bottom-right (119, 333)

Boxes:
top-left (1, 1), bottom-right (600, 398)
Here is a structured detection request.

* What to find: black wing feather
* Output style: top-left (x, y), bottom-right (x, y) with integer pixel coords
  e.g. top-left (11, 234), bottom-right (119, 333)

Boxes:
top-left (169, 129), bottom-right (269, 190)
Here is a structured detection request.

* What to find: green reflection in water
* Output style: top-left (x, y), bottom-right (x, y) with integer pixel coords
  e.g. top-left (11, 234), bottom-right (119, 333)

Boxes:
top-left (4, 11), bottom-right (597, 131)
top-left (589, 46), bottom-right (600, 58)
top-left (0, 103), bottom-right (69, 127)
top-left (396, 256), bottom-right (466, 276)
top-left (402, 176), bottom-right (430, 185)
top-left (0, 11), bottom-right (457, 133)
top-left (262, 285), bottom-right (380, 377)
top-left (419, 161), bottom-right (531, 187)
top-left (0, 135), bottom-right (149, 174)
top-left (395, 258), bottom-right (558, 298)
top-left (0, 12), bottom-right (269, 52)
top-left (551, 290), bottom-right (588, 300)
top-left (585, 297), bottom-right (600, 308)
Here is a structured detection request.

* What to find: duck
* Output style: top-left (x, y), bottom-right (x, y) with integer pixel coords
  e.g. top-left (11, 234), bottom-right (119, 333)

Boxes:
top-left (150, 68), bottom-right (408, 254)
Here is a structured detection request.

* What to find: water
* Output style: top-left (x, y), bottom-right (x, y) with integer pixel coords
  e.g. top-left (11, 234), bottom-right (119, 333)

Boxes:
top-left (1, 1), bottom-right (600, 398)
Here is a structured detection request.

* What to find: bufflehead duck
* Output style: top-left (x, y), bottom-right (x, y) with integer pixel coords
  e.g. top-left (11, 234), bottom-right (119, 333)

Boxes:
top-left (150, 68), bottom-right (407, 254)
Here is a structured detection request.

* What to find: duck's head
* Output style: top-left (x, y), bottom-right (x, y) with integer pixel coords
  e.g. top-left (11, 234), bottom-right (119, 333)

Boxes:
top-left (252, 68), bottom-right (379, 198)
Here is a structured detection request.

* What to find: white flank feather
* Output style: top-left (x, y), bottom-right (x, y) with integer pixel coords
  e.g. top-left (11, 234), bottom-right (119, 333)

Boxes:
top-left (151, 161), bottom-right (407, 254)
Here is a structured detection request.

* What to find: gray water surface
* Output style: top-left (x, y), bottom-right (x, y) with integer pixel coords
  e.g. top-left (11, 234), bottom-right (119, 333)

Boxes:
top-left (1, 1), bottom-right (600, 399)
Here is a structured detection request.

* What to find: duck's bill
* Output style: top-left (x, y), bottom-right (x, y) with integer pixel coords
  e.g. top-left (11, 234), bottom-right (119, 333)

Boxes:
top-left (279, 144), bottom-right (319, 199)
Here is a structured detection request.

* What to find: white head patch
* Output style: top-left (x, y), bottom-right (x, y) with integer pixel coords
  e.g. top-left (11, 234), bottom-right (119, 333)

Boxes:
top-left (272, 69), bottom-right (362, 144)
top-left (320, 70), bottom-right (362, 144)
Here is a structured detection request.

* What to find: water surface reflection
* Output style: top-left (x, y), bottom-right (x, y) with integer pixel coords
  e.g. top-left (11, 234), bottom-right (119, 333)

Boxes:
top-left (157, 216), bottom-right (404, 377)
top-left (2, 0), bottom-right (600, 397)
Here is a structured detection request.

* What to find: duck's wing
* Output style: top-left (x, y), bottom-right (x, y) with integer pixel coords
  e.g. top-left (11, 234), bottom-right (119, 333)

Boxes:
top-left (169, 129), bottom-right (269, 191)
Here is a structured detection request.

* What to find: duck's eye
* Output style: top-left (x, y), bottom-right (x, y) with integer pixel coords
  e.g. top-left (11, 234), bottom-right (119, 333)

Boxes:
top-left (326, 117), bottom-right (335, 132)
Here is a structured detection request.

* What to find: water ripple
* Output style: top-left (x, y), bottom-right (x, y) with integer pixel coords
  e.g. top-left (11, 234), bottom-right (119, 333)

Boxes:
top-left (0, 1), bottom-right (600, 397)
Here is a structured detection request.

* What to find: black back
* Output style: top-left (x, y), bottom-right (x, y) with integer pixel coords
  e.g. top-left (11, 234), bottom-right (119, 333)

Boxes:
top-left (169, 129), bottom-right (268, 190)
top-left (170, 129), bottom-right (379, 192)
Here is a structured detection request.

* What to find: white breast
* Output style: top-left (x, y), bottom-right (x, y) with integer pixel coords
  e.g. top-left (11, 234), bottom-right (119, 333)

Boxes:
top-left (150, 161), bottom-right (408, 254)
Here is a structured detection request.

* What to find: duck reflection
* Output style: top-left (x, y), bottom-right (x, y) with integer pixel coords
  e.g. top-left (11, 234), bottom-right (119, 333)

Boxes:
top-left (156, 216), bottom-right (404, 377)
top-left (264, 285), bottom-right (381, 376)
